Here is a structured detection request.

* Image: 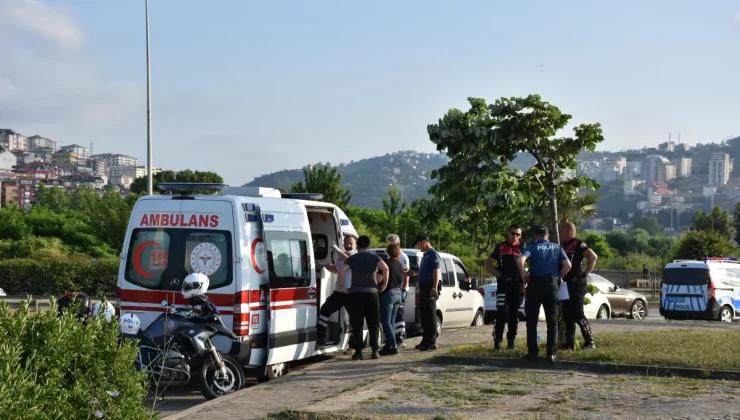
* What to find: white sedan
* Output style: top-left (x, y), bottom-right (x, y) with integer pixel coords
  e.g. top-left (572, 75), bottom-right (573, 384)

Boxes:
top-left (479, 278), bottom-right (612, 323)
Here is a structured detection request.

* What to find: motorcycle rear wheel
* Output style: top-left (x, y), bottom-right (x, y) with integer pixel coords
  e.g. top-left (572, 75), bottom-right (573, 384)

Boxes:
top-left (199, 353), bottom-right (245, 400)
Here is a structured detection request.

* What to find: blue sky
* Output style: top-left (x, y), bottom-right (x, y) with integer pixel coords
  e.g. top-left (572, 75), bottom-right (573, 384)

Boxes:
top-left (1, 0), bottom-right (739, 185)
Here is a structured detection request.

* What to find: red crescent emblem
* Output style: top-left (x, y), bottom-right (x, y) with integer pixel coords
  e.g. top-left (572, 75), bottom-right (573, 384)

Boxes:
top-left (133, 240), bottom-right (166, 278)
top-left (251, 238), bottom-right (266, 274)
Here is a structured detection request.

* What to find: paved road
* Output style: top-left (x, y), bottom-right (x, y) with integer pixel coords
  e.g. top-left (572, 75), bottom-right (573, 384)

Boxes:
top-left (157, 316), bottom-right (740, 419)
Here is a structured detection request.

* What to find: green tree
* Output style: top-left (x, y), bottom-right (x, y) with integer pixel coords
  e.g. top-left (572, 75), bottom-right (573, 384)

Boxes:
top-left (33, 185), bottom-right (70, 213)
top-left (605, 230), bottom-right (631, 256)
top-left (69, 186), bottom-right (100, 220)
top-left (672, 230), bottom-right (738, 260)
top-left (0, 206), bottom-right (31, 240)
top-left (129, 169), bottom-right (224, 195)
top-left (381, 186), bottom-right (406, 234)
top-left (630, 216), bottom-right (663, 236)
top-left (533, 191), bottom-right (599, 227)
top-left (427, 94), bottom-right (603, 245)
top-left (579, 230), bottom-right (614, 260)
top-left (88, 190), bottom-right (134, 251)
top-left (291, 166), bottom-right (351, 208)
top-left (691, 207), bottom-right (735, 241)
top-left (734, 202), bottom-right (740, 244)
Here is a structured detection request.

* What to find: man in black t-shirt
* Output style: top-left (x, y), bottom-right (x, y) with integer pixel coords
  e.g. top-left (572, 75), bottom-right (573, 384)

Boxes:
top-left (560, 222), bottom-right (598, 350)
top-left (485, 224), bottom-right (526, 351)
top-left (339, 235), bottom-right (389, 360)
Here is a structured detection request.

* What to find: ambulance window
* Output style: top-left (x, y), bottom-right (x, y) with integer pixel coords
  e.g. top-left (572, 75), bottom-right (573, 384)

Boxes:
top-left (268, 238), bottom-right (310, 289)
top-left (312, 234), bottom-right (328, 260)
top-left (126, 229), bottom-right (171, 288)
top-left (184, 232), bottom-right (230, 288)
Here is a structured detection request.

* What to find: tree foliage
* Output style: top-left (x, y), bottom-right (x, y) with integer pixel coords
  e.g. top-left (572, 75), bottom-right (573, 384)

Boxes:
top-left (672, 230), bottom-right (738, 261)
top-left (427, 94), bottom-right (603, 244)
top-left (630, 216), bottom-right (664, 237)
top-left (734, 202), bottom-right (740, 244)
top-left (691, 207), bottom-right (735, 241)
top-left (129, 169), bottom-right (224, 195)
top-left (291, 165), bottom-right (351, 208)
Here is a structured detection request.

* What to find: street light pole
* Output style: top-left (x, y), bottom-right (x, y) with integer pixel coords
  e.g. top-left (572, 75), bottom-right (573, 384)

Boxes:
top-left (145, 0), bottom-right (153, 195)
top-left (670, 192), bottom-right (674, 248)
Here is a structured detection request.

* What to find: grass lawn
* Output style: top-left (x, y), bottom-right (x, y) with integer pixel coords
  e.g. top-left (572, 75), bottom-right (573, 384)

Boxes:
top-left (448, 329), bottom-right (740, 371)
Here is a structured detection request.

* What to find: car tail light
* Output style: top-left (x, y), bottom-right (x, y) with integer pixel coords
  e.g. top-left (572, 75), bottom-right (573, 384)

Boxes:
top-left (477, 287), bottom-right (485, 296)
top-left (708, 281), bottom-right (716, 300)
top-left (115, 287), bottom-right (121, 316)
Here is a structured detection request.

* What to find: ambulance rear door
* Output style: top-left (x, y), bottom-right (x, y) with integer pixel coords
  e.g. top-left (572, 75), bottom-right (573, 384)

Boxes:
top-left (259, 199), bottom-right (318, 365)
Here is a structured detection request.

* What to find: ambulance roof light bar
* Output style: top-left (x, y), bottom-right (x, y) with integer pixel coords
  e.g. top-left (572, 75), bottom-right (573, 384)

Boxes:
top-left (705, 257), bottom-right (740, 262)
top-left (280, 192), bottom-right (324, 201)
top-left (157, 182), bottom-right (227, 193)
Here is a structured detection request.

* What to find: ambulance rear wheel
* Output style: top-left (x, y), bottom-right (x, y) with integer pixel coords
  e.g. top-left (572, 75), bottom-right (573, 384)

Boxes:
top-left (257, 362), bottom-right (288, 383)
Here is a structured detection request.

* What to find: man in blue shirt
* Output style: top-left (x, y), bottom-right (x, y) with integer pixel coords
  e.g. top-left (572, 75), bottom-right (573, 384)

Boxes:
top-left (415, 233), bottom-right (440, 351)
top-left (517, 225), bottom-right (572, 363)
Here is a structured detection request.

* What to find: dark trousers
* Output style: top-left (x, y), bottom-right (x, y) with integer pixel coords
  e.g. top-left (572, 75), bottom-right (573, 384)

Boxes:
top-left (562, 280), bottom-right (594, 347)
top-left (493, 281), bottom-right (524, 343)
top-left (349, 292), bottom-right (380, 352)
top-left (395, 302), bottom-right (406, 344)
top-left (419, 282), bottom-right (439, 346)
top-left (525, 275), bottom-right (560, 356)
top-left (317, 291), bottom-right (350, 344)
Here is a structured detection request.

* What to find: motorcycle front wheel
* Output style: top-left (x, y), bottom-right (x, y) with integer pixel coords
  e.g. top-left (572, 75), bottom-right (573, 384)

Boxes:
top-left (199, 353), bottom-right (245, 400)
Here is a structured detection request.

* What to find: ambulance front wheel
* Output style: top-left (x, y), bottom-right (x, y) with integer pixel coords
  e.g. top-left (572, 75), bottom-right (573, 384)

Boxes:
top-left (257, 362), bottom-right (288, 383)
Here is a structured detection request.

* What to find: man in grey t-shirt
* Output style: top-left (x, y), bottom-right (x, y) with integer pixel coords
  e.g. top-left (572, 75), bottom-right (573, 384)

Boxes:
top-left (339, 235), bottom-right (389, 360)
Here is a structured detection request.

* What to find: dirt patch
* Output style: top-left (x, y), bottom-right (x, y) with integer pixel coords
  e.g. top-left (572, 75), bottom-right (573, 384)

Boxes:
top-left (291, 365), bottom-right (740, 420)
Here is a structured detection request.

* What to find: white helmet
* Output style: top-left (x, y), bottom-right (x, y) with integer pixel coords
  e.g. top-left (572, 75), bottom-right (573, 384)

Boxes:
top-left (119, 313), bottom-right (141, 335)
top-left (92, 301), bottom-right (116, 322)
top-left (182, 272), bottom-right (210, 299)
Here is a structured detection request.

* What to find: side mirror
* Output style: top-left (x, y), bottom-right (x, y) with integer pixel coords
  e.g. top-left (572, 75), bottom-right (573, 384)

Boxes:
top-left (471, 278), bottom-right (478, 290)
top-left (614, 285), bottom-right (619, 291)
top-left (459, 280), bottom-right (470, 291)
top-left (161, 300), bottom-right (168, 307)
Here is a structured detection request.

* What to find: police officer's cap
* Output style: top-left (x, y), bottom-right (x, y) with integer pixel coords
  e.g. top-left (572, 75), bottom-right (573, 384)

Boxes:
top-left (534, 225), bottom-right (549, 236)
top-left (415, 233), bottom-right (430, 244)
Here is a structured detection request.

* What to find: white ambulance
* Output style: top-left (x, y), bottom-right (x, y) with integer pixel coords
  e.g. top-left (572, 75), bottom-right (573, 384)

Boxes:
top-left (116, 183), bottom-right (362, 382)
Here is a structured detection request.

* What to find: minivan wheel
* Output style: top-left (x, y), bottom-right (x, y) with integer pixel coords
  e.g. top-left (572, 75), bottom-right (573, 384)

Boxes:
top-left (435, 314), bottom-right (442, 335)
top-left (597, 305), bottom-right (609, 319)
top-left (472, 309), bottom-right (484, 327)
top-left (629, 300), bottom-right (646, 320)
top-left (719, 306), bottom-right (733, 323)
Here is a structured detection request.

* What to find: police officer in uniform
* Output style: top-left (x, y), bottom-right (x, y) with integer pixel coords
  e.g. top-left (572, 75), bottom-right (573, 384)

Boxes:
top-left (415, 233), bottom-right (441, 352)
top-left (559, 222), bottom-right (598, 350)
top-left (485, 224), bottom-right (526, 351)
top-left (517, 226), bottom-right (571, 363)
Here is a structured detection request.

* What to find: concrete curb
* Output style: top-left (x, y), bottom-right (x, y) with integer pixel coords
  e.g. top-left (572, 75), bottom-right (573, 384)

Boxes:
top-left (432, 355), bottom-right (740, 381)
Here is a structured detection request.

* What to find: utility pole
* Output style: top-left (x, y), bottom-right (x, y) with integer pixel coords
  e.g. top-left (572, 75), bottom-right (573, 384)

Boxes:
top-left (145, 0), bottom-right (153, 195)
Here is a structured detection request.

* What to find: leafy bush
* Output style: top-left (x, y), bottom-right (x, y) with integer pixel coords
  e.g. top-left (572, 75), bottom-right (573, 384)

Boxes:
top-left (0, 300), bottom-right (154, 419)
top-left (0, 259), bottom-right (119, 296)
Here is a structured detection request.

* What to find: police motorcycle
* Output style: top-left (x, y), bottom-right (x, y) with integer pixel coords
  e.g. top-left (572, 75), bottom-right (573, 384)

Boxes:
top-left (118, 273), bottom-right (245, 400)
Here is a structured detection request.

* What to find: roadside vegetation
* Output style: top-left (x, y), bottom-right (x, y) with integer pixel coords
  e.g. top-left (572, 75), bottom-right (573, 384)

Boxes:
top-left (449, 329), bottom-right (740, 370)
top-left (0, 300), bottom-right (153, 419)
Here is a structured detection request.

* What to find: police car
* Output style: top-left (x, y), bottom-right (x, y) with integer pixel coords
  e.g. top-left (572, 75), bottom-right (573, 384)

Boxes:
top-left (660, 257), bottom-right (740, 323)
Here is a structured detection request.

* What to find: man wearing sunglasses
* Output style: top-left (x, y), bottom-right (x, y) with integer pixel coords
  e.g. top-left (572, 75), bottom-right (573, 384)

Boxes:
top-left (485, 224), bottom-right (526, 351)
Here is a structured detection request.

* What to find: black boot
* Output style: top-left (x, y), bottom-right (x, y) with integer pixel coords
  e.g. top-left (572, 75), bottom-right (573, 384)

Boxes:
top-left (578, 319), bottom-right (595, 349)
top-left (493, 340), bottom-right (502, 352)
top-left (507, 339), bottom-right (516, 350)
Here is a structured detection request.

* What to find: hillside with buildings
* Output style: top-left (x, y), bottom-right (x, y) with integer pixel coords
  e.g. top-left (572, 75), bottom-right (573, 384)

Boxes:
top-left (0, 128), bottom-right (164, 208)
top-left (3, 126), bottom-right (740, 223)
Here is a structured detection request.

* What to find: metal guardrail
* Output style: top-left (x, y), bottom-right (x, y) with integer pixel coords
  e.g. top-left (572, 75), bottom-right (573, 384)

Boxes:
top-left (0, 296), bottom-right (113, 312)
